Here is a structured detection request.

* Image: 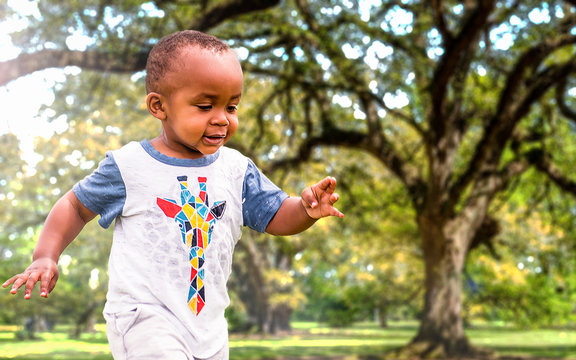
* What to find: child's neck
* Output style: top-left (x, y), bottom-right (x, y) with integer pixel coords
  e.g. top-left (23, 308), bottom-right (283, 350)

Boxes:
top-left (149, 137), bottom-right (207, 160)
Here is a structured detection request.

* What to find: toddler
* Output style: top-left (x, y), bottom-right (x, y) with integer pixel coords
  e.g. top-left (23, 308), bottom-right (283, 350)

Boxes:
top-left (3, 30), bottom-right (343, 360)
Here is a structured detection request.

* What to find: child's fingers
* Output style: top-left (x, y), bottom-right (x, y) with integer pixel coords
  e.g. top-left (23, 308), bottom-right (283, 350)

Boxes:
top-left (40, 272), bottom-right (57, 297)
top-left (301, 186), bottom-right (318, 208)
top-left (330, 207), bottom-right (345, 218)
top-left (5, 272), bottom-right (30, 295)
top-left (310, 177), bottom-right (337, 199)
top-left (319, 177), bottom-right (337, 192)
top-left (24, 272), bottom-right (41, 299)
top-left (330, 193), bottom-right (340, 205)
top-left (2, 275), bottom-right (19, 288)
top-left (48, 275), bottom-right (58, 294)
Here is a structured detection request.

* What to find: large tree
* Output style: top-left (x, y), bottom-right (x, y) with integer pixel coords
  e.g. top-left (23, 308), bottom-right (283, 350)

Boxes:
top-left (227, 1), bottom-right (576, 357)
top-left (3, 0), bottom-right (576, 357)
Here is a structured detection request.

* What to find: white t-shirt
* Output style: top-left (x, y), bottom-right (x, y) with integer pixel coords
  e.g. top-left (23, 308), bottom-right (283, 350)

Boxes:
top-left (73, 140), bottom-right (288, 358)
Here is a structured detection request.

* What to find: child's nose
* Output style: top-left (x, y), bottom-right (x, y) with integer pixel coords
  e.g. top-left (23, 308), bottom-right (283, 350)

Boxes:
top-left (211, 110), bottom-right (229, 126)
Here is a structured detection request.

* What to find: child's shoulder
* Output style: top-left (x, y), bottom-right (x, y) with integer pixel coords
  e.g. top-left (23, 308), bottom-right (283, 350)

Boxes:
top-left (109, 141), bottom-right (142, 155)
top-left (219, 146), bottom-right (251, 172)
top-left (218, 146), bottom-right (247, 160)
top-left (105, 141), bottom-right (153, 167)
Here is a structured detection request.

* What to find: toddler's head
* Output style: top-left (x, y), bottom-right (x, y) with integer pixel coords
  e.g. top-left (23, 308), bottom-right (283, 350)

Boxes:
top-left (145, 30), bottom-right (232, 94)
top-left (144, 30), bottom-right (243, 159)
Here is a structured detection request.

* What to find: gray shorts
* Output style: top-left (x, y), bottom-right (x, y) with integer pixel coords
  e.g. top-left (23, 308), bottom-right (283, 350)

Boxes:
top-left (105, 305), bottom-right (228, 360)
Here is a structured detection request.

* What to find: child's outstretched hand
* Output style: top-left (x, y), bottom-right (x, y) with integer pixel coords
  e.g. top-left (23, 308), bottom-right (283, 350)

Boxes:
top-left (2, 258), bottom-right (59, 299)
top-left (301, 176), bottom-right (344, 219)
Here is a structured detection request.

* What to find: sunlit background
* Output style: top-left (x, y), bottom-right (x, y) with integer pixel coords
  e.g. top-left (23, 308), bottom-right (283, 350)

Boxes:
top-left (1, 1), bottom-right (576, 359)
top-left (1, 0), bottom-right (556, 166)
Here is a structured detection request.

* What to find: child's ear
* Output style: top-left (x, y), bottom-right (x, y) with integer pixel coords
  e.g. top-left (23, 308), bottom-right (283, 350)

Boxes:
top-left (146, 92), bottom-right (166, 120)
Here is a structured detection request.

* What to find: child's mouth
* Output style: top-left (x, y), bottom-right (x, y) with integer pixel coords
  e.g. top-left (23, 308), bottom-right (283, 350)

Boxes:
top-left (203, 134), bottom-right (226, 145)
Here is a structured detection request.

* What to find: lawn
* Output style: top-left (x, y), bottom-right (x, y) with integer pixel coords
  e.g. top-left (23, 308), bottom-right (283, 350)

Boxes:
top-left (0, 322), bottom-right (574, 359)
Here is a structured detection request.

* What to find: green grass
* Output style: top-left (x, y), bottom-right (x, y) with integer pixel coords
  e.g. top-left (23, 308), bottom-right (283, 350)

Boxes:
top-left (0, 322), bottom-right (574, 359)
top-left (0, 324), bottom-right (110, 360)
top-left (463, 323), bottom-right (576, 359)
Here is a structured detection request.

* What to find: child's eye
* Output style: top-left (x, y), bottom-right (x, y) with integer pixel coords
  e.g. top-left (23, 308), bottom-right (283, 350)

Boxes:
top-left (196, 105), bottom-right (212, 110)
top-left (227, 105), bottom-right (238, 112)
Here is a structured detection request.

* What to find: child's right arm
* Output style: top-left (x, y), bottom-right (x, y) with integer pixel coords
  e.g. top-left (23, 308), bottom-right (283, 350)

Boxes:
top-left (2, 190), bottom-right (96, 299)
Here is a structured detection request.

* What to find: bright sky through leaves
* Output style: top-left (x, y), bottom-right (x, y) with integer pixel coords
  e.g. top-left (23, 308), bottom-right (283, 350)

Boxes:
top-left (0, 1), bottom-right (557, 165)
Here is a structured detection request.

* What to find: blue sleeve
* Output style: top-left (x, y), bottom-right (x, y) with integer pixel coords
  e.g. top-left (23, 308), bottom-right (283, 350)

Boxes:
top-left (73, 151), bottom-right (126, 229)
top-left (242, 159), bottom-right (289, 233)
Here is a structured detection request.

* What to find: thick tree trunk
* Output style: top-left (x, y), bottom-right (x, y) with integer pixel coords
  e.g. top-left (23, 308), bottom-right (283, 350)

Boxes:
top-left (270, 304), bottom-right (292, 333)
top-left (231, 238), bottom-right (272, 333)
top-left (393, 214), bottom-right (486, 359)
top-left (232, 235), bottom-right (296, 334)
top-left (374, 297), bottom-right (391, 328)
top-left (72, 302), bottom-right (98, 338)
top-left (378, 304), bottom-right (388, 328)
top-left (412, 229), bottom-right (471, 357)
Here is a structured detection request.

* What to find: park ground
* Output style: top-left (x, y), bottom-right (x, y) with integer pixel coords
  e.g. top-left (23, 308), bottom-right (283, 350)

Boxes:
top-left (0, 321), bottom-right (574, 360)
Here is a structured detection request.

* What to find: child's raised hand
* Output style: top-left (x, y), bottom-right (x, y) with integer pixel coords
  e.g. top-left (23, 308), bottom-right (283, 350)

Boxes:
top-left (301, 176), bottom-right (344, 219)
top-left (2, 258), bottom-right (59, 299)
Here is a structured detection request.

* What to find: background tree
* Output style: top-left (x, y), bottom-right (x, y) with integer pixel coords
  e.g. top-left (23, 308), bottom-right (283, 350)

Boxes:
top-left (219, 1), bottom-right (576, 357)
top-left (290, 149), bottom-right (423, 328)
top-left (2, 0), bottom-right (576, 358)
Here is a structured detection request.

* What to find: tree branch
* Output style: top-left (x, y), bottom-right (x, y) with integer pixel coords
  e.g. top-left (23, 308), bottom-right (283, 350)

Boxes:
top-left (0, 49), bottom-right (149, 86)
top-left (454, 158), bottom-right (529, 247)
top-left (466, 158), bottom-right (529, 209)
top-left (430, 0), bottom-right (496, 136)
top-left (264, 124), bottom-right (426, 208)
top-left (193, 0), bottom-right (281, 31)
top-left (285, 0), bottom-right (427, 205)
top-left (263, 129), bottom-right (368, 173)
top-left (431, 0), bottom-right (452, 45)
top-left (514, 58), bottom-right (576, 121)
top-left (467, 216), bottom-right (501, 260)
top-left (527, 149), bottom-right (576, 196)
top-left (495, 34), bottom-right (576, 119)
top-left (555, 77), bottom-right (576, 125)
top-left (451, 37), bottom-right (576, 202)
top-left (0, 0), bottom-right (282, 86)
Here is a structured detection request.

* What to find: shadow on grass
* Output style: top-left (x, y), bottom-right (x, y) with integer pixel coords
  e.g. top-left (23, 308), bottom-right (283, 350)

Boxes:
top-left (73, 337), bottom-right (110, 345)
top-left (230, 345), bottom-right (395, 360)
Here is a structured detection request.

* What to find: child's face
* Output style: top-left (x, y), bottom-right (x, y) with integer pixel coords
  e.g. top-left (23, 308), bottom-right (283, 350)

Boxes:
top-left (154, 47), bottom-right (243, 158)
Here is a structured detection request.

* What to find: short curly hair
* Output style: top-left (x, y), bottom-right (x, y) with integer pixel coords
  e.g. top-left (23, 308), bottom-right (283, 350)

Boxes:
top-left (145, 30), bottom-right (231, 94)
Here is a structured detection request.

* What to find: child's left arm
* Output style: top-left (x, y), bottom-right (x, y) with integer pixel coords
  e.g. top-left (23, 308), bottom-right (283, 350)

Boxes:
top-left (266, 176), bottom-right (344, 236)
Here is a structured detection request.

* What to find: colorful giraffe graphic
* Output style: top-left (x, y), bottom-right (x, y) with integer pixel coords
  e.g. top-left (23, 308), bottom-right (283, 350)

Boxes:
top-left (156, 176), bottom-right (226, 315)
